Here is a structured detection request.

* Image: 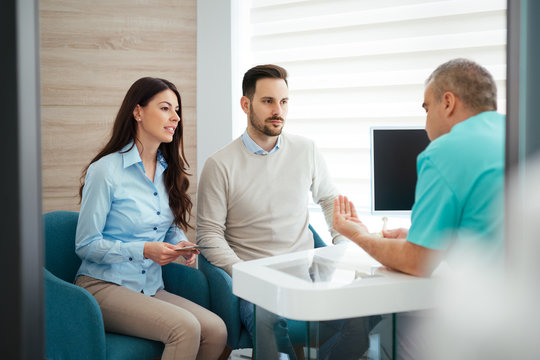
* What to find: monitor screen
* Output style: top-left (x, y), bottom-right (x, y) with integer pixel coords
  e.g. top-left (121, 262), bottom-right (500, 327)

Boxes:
top-left (371, 127), bottom-right (431, 213)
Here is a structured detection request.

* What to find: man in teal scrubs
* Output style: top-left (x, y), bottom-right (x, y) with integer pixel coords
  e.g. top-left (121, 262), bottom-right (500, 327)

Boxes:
top-left (333, 57), bottom-right (505, 277)
top-left (333, 58), bottom-right (505, 359)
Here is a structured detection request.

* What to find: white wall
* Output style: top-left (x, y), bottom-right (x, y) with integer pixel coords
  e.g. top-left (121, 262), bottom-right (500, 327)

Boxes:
top-left (196, 0), bottom-right (249, 179)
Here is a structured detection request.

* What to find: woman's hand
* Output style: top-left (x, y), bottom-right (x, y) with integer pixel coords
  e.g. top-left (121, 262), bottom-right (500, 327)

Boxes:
top-left (333, 195), bottom-right (369, 241)
top-left (174, 241), bottom-right (200, 267)
top-left (143, 242), bottom-right (183, 266)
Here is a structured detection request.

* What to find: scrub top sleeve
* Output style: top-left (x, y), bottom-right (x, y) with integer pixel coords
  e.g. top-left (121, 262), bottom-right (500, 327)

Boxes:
top-left (407, 156), bottom-right (460, 250)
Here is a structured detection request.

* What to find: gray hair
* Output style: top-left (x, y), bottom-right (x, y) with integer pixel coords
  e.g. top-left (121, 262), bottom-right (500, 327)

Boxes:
top-left (426, 58), bottom-right (497, 112)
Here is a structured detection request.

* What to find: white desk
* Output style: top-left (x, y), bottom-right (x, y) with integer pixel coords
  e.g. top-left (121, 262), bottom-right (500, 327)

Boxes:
top-left (233, 242), bottom-right (439, 321)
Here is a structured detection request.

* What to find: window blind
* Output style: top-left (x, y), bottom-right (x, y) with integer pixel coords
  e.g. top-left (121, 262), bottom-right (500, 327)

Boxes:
top-left (246, 0), bottom-right (507, 213)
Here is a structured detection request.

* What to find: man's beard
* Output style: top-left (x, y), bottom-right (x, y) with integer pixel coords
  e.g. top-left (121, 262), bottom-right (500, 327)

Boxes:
top-left (249, 113), bottom-right (284, 137)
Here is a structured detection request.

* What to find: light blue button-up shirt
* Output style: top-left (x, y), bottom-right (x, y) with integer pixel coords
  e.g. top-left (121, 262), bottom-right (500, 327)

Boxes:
top-left (75, 142), bottom-right (188, 295)
top-left (241, 130), bottom-right (281, 155)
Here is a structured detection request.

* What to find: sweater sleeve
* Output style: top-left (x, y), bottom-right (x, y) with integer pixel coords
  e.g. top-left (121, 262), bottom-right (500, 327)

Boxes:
top-left (310, 143), bottom-right (348, 244)
top-left (196, 156), bottom-right (243, 276)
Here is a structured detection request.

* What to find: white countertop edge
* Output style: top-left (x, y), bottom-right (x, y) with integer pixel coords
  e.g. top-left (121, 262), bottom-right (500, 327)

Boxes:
top-left (232, 244), bottom-right (440, 320)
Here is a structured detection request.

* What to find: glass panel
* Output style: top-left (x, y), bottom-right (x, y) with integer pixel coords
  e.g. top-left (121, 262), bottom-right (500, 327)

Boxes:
top-left (254, 305), bottom-right (394, 359)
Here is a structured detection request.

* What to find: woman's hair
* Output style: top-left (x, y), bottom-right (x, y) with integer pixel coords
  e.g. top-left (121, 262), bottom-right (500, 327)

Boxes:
top-left (79, 77), bottom-right (192, 230)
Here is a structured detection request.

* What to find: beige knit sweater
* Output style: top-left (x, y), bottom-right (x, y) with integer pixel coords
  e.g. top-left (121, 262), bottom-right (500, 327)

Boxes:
top-left (196, 133), bottom-right (345, 275)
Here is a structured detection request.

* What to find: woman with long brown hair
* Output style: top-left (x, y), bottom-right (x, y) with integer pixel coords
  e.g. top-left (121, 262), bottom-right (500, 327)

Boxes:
top-left (74, 77), bottom-right (226, 359)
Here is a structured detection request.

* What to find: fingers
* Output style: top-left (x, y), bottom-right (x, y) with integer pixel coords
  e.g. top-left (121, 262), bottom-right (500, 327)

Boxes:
top-left (182, 251), bottom-right (198, 267)
top-left (344, 196), bottom-right (351, 215)
top-left (161, 242), bottom-right (182, 257)
top-left (185, 259), bottom-right (195, 266)
top-left (160, 248), bottom-right (181, 265)
top-left (382, 228), bottom-right (407, 239)
top-left (341, 195), bottom-right (349, 215)
top-left (177, 241), bottom-right (196, 248)
top-left (335, 195), bottom-right (347, 214)
top-left (349, 200), bottom-right (358, 218)
top-left (183, 252), bottom-right (197, 263)
top-left (336, 194), bottom-right (356, 216)
top-left (145, 241), bottom-right (186, 265)
top-left (334, 196), bottom-right (342, 215)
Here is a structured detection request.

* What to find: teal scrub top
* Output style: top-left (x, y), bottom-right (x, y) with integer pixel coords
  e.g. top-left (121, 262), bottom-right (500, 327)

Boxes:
top-left (407, 111), bottom-right (505, 255)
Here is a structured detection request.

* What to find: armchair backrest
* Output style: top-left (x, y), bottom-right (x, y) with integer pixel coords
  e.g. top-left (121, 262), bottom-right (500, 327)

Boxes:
top-left (44, 211), bottom-right (81, 283)
top-left (199, 224), bottom-right (327, 350)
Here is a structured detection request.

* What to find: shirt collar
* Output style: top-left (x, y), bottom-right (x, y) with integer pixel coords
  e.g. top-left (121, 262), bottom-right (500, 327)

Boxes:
top-left (241, 130), bottom-right (281, 155)
top-left (121, 142), bottom-right (168, 170)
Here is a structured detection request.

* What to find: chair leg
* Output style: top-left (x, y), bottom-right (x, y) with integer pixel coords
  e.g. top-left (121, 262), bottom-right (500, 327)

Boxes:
top-left (218, 345), bottom-right (232, 360)
top-left (294, 345), bottom-right (306, 360)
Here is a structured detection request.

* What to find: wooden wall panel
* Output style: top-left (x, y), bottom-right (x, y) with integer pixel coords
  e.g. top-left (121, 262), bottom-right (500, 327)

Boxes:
top-left (40, 0), bottom-right (197, 241)
top-left (40, 0), bottom-right (196, 107)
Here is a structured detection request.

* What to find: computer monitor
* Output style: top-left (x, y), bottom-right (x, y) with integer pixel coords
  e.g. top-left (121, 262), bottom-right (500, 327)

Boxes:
top-left (370, 126), bottom-right (431, 214)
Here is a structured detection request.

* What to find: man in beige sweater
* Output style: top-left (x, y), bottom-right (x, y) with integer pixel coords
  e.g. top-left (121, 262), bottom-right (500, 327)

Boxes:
top-left (197, 64), bottom-right (373, 359)
top-left (197, 65), bottom-right (346, 275)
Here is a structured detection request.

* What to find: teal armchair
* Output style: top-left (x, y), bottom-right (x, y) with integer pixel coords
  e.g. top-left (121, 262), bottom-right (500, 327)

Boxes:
top-left (44, 211), bottom-right (210, 360)
top-left (198, 225), bottom-right (327, 357)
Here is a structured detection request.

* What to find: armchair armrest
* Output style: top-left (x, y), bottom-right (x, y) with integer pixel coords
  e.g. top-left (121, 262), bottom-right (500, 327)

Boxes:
top-left (309, 224), bottom-right (327, 248)
top-left (162, 262), bottom-right (210, 309)
top-left (198, 255), bottom-right (244, 347)
top-left (44, 269), bottom-right (106, 360)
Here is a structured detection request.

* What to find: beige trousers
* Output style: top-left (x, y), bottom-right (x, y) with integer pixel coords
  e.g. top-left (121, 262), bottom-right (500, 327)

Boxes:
top-left (76, 275), bottom-right (227, 360)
